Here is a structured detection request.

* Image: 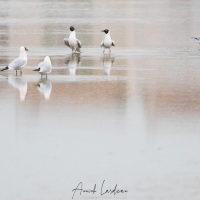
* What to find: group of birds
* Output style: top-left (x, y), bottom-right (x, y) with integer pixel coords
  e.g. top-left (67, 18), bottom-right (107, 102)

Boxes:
top-left (0, 26), bottom-right (115, 78)
top-left (5, 53), bottom-right (114, 102)
top-left (64, 26), bottom-right (115, 54)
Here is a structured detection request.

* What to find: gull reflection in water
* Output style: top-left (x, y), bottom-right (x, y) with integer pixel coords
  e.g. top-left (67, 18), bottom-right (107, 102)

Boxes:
top-left (65, 54), bottom-right (81, 76)
top-left (36, 79), bottom-right (52, 100)
top-left (8, 75), bottom-right (27, 101)
top-left (101, 54), bottom-right (115, 75)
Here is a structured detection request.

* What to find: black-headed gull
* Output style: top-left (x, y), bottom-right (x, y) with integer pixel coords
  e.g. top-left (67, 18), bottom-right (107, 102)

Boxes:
top-left (33, 56), bottom-right (52, 79)
top-left (64, 26), bottom-right (81, 54)
top-left (101, 29), bottom-right (115, 54)
top-left (1, 46), bottom-right (28, 75)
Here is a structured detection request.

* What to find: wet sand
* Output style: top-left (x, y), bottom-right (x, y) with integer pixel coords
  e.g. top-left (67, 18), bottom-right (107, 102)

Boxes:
top-left (0, 0), bottom-right (200, 199)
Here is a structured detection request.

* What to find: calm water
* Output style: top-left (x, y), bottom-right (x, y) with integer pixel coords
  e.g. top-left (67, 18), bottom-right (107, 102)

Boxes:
top-left (1, 0), bottom-right (200, 199)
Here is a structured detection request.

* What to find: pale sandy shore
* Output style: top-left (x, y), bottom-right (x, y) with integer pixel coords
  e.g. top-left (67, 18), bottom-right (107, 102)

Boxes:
top-left (0, 0), bottom-right (200, 199)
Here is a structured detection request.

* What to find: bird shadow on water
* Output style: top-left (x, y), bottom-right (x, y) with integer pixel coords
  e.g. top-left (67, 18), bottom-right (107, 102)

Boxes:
top-left (35, 79), bottom-right (52, 100)
top-left (8, 75), bottom-right (28, 102)
top-left (101, 54), bottom-right (115, 76)
top-left (65, 53), bottom-right (81, 76)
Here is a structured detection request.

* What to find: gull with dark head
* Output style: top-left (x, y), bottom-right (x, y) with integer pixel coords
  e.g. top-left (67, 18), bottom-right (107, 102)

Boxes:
top-left (33, 56), bottom-right (52, 79)
top-left (0, 46), bottom-right (28, 76)
top-left (101, 29), bottom-right (115, 54)
top-left (64, 26), bottom-right (82, 54)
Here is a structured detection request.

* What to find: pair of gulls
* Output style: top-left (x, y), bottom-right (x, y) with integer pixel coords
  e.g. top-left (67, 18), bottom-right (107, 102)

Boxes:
top-left (0, 26), bottom-right (115, 77)
top-left (0, 46), bottom-right (52, 78)
top-left (64, 26), bottom-right (115, 53)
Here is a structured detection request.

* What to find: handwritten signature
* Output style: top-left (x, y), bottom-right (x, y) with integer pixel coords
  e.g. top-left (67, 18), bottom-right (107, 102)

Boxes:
top-left (72, 180), bottom-right (128, 199)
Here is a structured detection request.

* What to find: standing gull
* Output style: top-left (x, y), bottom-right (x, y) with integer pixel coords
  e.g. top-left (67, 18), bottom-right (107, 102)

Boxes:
top-left (101, 29), bottom-right (115, 54)
top-left (64, 26), bottom-right (81, 54)
top-left (33, 56), bottom-right (52, 79)
top-left (0, 46), bottom-right (28, 75)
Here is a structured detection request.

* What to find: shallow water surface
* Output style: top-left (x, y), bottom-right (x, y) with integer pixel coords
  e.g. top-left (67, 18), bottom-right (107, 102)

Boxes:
top-left (1, 0), bottom-right (200, 200)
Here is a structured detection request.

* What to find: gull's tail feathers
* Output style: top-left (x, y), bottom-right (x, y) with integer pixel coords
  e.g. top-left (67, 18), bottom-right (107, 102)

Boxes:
top-left (33, 68), bottom-right (40, 72)
top-left (1, 66), bottom-right (9, 71)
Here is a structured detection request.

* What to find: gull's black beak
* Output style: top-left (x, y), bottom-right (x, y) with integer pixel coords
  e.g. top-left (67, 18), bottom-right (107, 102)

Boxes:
top-left (25, 47), bottom-right (29, 51)
top-left (101, 30), bottom-right (105, 32)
